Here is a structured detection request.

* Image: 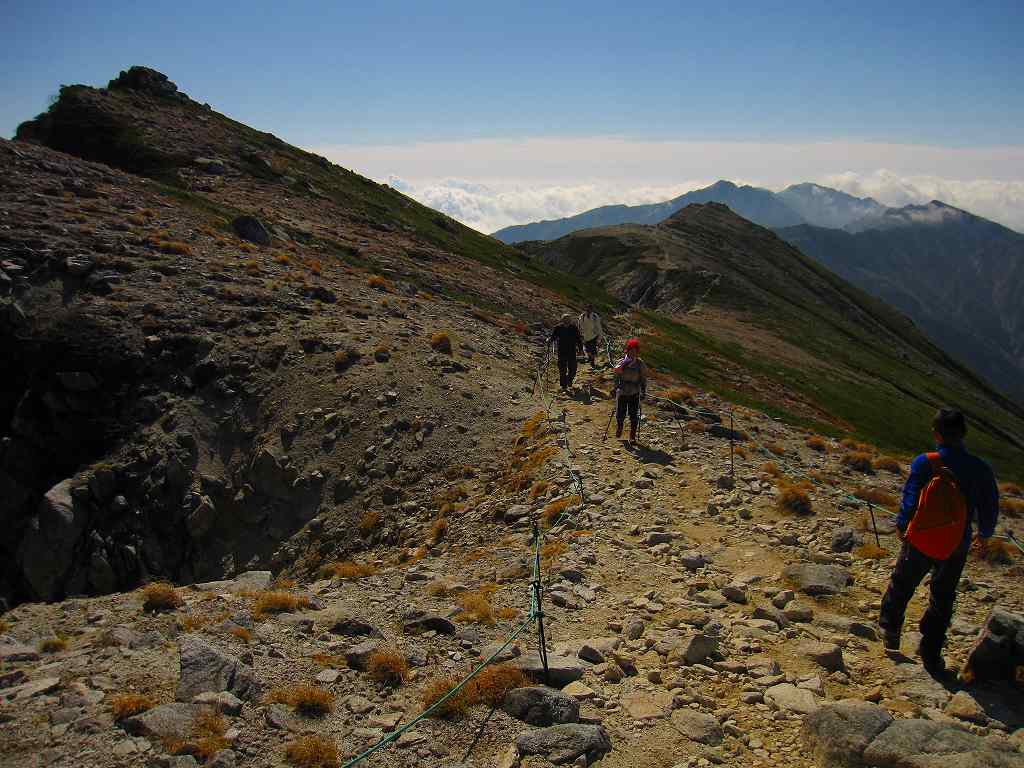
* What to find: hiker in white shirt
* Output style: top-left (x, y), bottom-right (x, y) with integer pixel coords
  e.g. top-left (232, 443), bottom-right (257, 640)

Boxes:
top-left (578, 304), bottom-right (603, 367)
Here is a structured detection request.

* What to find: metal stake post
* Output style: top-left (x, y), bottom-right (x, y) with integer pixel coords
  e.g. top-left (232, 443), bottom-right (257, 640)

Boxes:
top-left (531, 520), bottom-right (550, 685)
top-left (729, 411), bottom-right (735, 479)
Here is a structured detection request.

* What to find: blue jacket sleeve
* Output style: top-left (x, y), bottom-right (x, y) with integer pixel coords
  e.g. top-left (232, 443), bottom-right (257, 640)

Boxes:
top-left (897, 454), bottom-right (931, 531)
top-left (976, 462), bottom-right (999, 539)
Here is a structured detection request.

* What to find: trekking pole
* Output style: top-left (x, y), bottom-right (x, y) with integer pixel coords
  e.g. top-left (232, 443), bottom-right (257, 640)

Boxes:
top-left (729, 410), bottom-right (735, 479)
top-left (604, 389), bottom-right (618, 440)
top-left (1000, 531), bottom-right (1024, 554)
top-left (636, 398), bottom-right (643, 444)
top-left (531, 520), bottom-right (550, 685)
top-left (867, 500), bottom-right (881, 547)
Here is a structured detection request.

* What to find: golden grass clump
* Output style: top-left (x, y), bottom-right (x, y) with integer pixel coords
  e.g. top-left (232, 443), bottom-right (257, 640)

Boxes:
top-left (157, 240), bottom-right (193, 256)
top-left (999, 482), bottom-right (1022, 496)
top-left (273, 252), bottom-right (291, 264)
top-left (528, 480), bottom-right (551, 500)
top-left (541, 540), bottom-right (568, 563)
top-left (874, 456), bottom-right (903, 473)
top-left (430, 517), bottom-right (449, 545)
top-left (841, 438), bottom-right (874, 453)
top-left (542, 497), bottom-right (572, 526)
top-left (776, 481), bottom-right (814, 516)
top-left (1000, 497), bottom-right (1024, 518)
top-left (806, 435), bottom-right (828, 452)
top-left (334, 348), bottom-right (360, 368)
top-left (664, 386), bottom-right (696, 404)
top-left (421, 675), bottom-right (472, 719)
top-left (853, 542), bottom-right (889, 560)
top-left (0, 619), bottom-right (8, 634)
top-left (239, 241), bottom-right (258, 253)
top-left (284, 734), bottom-right (339, 768)
top-left (110, 693), bottom-right (156, 720)
top-left (685, 420), bottom-right (706, 434)
top-left (467, 664), bottom-right (528, 706)
top-left (267, 684), bottom-right (335, 716)
top-left (760, 461), bottom-right (781, 479)
top-left (358, 509), bottom-right (380, 537)
top-left (457, 585), bottom-right (499, 625)
top-left (320, 561), bottom-right (376, 580)
top-left (429, 332), bottom-right (453, 354)
top-left (39, 636), bottom-right (68, 654)
top-left (229, 626), bottom-right (252, 643)
top-left (765, 442), bottom-right (786, 456)
top-left (252, 591), bottom-right (311, 619)
top-left (973, 538), bottom-right (1015, 565)
top-left (734, 445), bottom-right (748, 459)
top-left (854, 486), bottom-right (899, 510)
top-left (178, 614), bottom-right (209, 632)
top-left (366, 650), bottom-right (410, 687)
top-left (189, 707), bottom-right (229, 760)
top-left (143, 581), bottom-right (184, 612)
top-left (367, 274), bottom-right (390, 291)
top-left (310, 653), bottom-right (348, 669)
top-left (842, 452), bottom-right (875, 474)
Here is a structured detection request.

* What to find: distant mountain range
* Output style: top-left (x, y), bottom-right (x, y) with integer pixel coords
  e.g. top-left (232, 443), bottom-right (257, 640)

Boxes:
top-left (496, 180), bottom-right (1024, 404)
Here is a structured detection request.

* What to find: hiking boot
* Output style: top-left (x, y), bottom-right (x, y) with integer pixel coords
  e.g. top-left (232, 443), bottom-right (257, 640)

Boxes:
top-left (921, 652), bottom-right (948, 679)
top-left (615, 424), bottom-right (623, 439)
top-left (629, 427), bottom-right (637, 444)
top-left (882, 631), bottom-right (901, 654)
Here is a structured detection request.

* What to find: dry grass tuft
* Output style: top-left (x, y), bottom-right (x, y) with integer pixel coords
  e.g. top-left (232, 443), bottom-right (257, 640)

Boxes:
top-left (229, 626), bottom-right (252, 643)
top-left (760, 461), bottom-right (781, 479)
top-left (542, 497), bottom-right (572, 526)
top-left (999, 482), bottom-right (1022, 497)
top-left (252, 591), bottom-right (311, 619)
top-left (1000, 498), bottom-right (1024, 518)
top-left (284, 734), bottom-right (339, 768)
top-left (457, 586), bottom-right (499, 625)
top-left (266, 684), bottom-right (335, 716)
top-left (541, 540), bottom-right (568, 563)
top-left (334, 348), bottom-right (361, 368)
top-left (320, 561), bottom-right (376, 581)
top-left (110, 693), bottom-right (156, 719)
top-left (0, 620), bottom-right (8, 634)
top-left (806, 435), bottom-right (828, 452)
top-left (685, 420), bottom-right (706, 434)
top-left (178, 614), bottom-right (209, 632)
top-left (157, 240), bottom-right (193, 256)
top-left (874, 456), bottom-right (903, 473)
top-left (430, 517), bottom-right (449, 545)
top-left (358, 509), bottom-right (380, 537)
top-left (974, 538), bottom-right (1015, 565)
top-left (765, 442), bottom-right (786, 456)
top-left (664, 386), bottom-right (696, 404)
top-left (841, 438), bottom-right (874, 453)
top-left (429, 332), bottom-right (453, 354)
top-left (528, 480), bottom-right (551, 500)
top-left (853, 543), bottom-right (890, 560)
top-left (466, 664), bottom-right (528, 706)
top-left (367, 274), bottom-right (390, 291)
top-left (143, 582), bottom-right (184, 612)
top-left (39, 636), bottom-right (68, 654)
top-left (421, 675), bottom-right (472, 719)
top-left (366, 650), bottom-right (410, 687)
top-left (842, 452), bottom-right (875, 474)
top-left (776, 481), bottom-right (814, 516)
top-left (854, 486), bottom-right (899, 510)
top-left (189, 707), bottom-right (229, 760)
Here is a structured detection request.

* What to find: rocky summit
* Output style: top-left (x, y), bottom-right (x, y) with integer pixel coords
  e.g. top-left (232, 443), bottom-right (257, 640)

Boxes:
top-left (1, 68), bottom-right (1022, 768)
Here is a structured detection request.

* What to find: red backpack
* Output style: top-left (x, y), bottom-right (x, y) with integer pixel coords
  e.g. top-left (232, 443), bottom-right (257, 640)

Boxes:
top-left (905, 452), bottom-right (969, 560)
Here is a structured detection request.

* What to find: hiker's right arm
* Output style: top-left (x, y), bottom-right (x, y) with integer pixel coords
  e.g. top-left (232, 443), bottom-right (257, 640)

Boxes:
top-left (897, 454), bottom-right (931, 532)
top-left (976, 465), bottom-right (999, 539)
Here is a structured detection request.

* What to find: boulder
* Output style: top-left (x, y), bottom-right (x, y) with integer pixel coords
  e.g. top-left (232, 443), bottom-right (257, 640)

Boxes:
top-left (800, 640), bottom-right (845, 672)
top-left (502, 686), bottom-right (580, 726)
top-left (515, 723), bottom-right (612, 765)
top-left (175, 635), bottom-right (261, 702)
top-left (783, 563), bottom-right (852, 596)
top-left (862, 718), bottom-right (1023, 767)
top-left (965, 607), bottom-right (1024, 683)
top-left (764, 683), bottom-right (820, 715)
top-left (669, 633), bottom-right (719, 665)
top-left (124, 703), bottom-right (204, 741)
top-left (802, 700), bottom-right (893, 768)
top-left (344, 640), bottom-right (380, 670)
top-left (329, 617), bottom-right (384, 638)
top-left (231, 215), bottom-right (271, 246)
top-left (515, 653), bottom-right (586, 686)
top-left (403, 614), bottom-right (457, 635)
top-left (192, 691), bottom-right (243, 716)
top-left (671, 709), bottom-right (724, 745)
top-left (831, 527), bottom-right (860, 553)
top-left (18, 479), bottom-right (88, 600)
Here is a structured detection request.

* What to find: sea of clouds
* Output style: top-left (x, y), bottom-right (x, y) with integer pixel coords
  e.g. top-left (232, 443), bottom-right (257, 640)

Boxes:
top-left (315, 138), bottom-right (1024, 234)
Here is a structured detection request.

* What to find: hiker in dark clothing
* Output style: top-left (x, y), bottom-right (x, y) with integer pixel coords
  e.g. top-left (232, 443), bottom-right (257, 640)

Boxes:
top-left (878, 408), bottom-right (999, 677)
top-left (613, 338), bottom-right (648, 444)
top-left (549, 313), bottom-right (584, 391)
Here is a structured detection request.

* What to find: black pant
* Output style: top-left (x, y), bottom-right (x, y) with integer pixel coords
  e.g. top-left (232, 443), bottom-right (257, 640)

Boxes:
top-left (584, 338), bottom-right (598, 364)
top-left (616, 393), bottom-right (640, 429)
top-left (558, 351), bottom-right (578, 389)
top-left (878, 538), bottom-right (970, 657)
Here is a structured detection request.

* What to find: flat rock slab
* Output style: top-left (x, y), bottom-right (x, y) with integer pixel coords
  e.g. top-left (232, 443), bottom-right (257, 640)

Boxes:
top-left (802, 700), bottom-right (893, 767)
top-left (515, 653), bottom-right (586, 687)
top-left (124, 703), bottom-right (204, 741)
top-left (515, 723), bottom-right (612, 766)
top-left (671, 708), bottom-right (723, 745)
top-left (765, 683), bottom-right (820, 715)
top-left (175, 635), bottom-right (261, 702)
top-left (503, 686), bottom-right (580, 726)
top-left (783, 563), bottom-right (852, 596)
top-left (863, 717), bottom-right (1024, 767)
top-left (194, 571), bottom-right (272, 594)
top-left (620, 690), bottom-right (673, 721)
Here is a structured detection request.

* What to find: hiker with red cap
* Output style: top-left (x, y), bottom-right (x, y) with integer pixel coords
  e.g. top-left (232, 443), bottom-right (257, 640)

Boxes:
top-left (613, 338), bottom-right (648, 444)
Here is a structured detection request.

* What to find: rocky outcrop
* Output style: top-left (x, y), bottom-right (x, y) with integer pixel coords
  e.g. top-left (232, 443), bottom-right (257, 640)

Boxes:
top-left (965, 607), bottom-right (1024, 682)
top-left (502, 686), bottom-right (579, 726)
top-left (175, 636), bottom-right (261, 702)
top-left (17, 480), bottom-right (88, 601)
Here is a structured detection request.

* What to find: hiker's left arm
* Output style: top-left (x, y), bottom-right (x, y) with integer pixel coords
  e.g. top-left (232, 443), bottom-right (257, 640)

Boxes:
top-left (897, 454), bottom-right (929, 532)
top-left (976, 466), bottom-right (999, 539)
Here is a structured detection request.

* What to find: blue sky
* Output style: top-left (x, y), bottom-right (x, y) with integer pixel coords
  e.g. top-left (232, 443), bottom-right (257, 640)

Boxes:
top-left (2, 0), bottom-right (1023, 231)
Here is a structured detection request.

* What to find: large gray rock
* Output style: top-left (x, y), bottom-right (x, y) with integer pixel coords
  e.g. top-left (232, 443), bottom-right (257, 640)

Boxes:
top-left (124, 703), bottom-right (204, 741)
top-left (175, 635), bottom-right (261, 702)
top-left (515, 653), bottom-right (586, 686)
top-left (965, 607), bottom-right (1024, 683)
top-left (800, 640), bottom-right (845, 672)
top-left (668, 633), bottom-right (719, 665)
top-left (764, 683), bottom-right (820, 715)
top-left (671, 709), bottom-right (723, 745)
top-left (231, 215), bottom-right (271, 245)
top-left (502, 686), bottom-right (579, 726)
top-left (194, 571), bottom-right (273, 594)
top-left (515, 723), bottom-right (612, 765)
top-left (862, 718), bottom-right (1024, 767)
top-left (831, 527), bottom-right (861, 553)
top-left (403, 614), bottom-right (457, 635)
top-left (783, 563), bottom-right (853, 596)
top-left (802, 700), bottom-right (893, 767)
top-left (18, 479), bottom-right (88, 600)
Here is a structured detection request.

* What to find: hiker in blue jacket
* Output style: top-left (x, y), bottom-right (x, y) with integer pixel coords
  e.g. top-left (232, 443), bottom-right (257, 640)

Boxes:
top-left (878, 408), bottom-right (999, 677)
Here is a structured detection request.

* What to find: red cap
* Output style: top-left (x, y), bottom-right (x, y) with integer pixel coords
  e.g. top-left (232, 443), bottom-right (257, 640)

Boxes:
top-left (625, 338), bottom-right (640, 351)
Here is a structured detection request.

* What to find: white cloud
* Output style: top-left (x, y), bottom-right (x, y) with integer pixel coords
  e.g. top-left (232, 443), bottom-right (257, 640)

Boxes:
top-left (312, 137), bottom-right (1024, 233)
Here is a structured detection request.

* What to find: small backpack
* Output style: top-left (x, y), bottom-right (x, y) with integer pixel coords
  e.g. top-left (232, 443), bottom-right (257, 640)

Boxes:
top-left (905, 452), bottom-right (969, 560)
